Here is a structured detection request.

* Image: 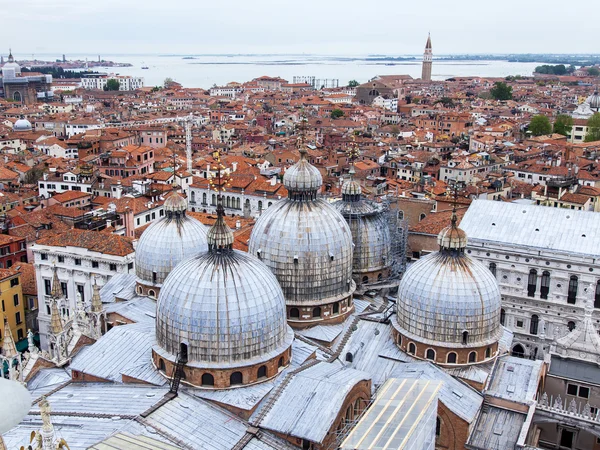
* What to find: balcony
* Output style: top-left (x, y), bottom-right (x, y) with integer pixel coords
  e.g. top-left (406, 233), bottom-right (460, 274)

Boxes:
top-left (546, 176), bottom-right (578, 188)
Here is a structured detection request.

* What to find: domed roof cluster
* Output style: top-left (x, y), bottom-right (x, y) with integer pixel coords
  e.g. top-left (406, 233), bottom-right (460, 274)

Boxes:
top-left (249, 147), bottom-right (355, 313)
top-left (155, 202), bottom-right (293, 369)
top-left (135, 192), bottom-right (208, 288)
top-left (394, 213), bottom-right (502, 351)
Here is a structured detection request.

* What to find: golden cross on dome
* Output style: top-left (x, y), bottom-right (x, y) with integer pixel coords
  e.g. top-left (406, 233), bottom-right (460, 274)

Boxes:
top-left (346, 135), bottom-right (360, 163)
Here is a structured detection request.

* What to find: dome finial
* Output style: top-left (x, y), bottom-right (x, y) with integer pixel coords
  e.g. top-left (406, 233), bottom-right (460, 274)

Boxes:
top-left (342, 138), bottom-right (362, 201)
top-left (437, 182), bottom-right (467, 251)
top-left (207, 150), bottom-right (234, 251)
top-left (8, 48), bottom-right (13, 63)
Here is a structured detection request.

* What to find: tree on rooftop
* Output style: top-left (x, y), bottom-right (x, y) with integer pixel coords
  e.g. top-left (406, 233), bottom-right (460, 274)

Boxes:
top-left (588, 67), bottom-right (600, 77)
top-left (103, 79), bottom-right (120, 91)
top-left (347, 80), bottom-right (359, 88)
top-left (164, 77), bottom-right (175, 88)
top-left (436, 97), bottom-right (455, 108)
top-left (331, 109), bottom-right (344, 119)
top-left (528, 115), bottom-right (552, 136)
top-left (490, 82), bottom-right (513, 101)
top-left (585, 113), bottom-right (600, 142)
top-left (553, 114), bottom-right (574, 137)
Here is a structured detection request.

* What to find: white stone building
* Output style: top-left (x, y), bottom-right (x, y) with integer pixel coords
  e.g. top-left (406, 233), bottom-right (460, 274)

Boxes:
top-left (31, 230), bottom-right (135, 350)
top-left (81, 74), bottom-right (144, 91)
top-left (460, 200), bottom-right (600, 360)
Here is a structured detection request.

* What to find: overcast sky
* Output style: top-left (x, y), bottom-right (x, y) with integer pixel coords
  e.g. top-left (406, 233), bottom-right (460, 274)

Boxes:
top-left (5, 0), bottom-right (599, 55)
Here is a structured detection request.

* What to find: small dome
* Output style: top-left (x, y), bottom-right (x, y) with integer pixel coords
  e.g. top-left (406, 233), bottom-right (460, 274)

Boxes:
top-left (437, 223), bottom-right (468, 250)
top-left (342, 179), bottom-right (362, 197)
top-left (13, 118), bottom-right (32, 132)
top-left (156, 210), bottom-right (293, 366)
top-left (164, 192), bottom-right (187, 213)
top-left (135, 202), bottom-right (208, 287)
top-left (283, 149), bottom-right (323, 195)
top-left (587, 92), bottom-right (600, 110)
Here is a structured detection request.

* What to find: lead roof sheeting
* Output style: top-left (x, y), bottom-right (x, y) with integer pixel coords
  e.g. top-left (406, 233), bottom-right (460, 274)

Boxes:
top-left (27, 367), bottom-right (71, 390)
top-left (467, 406), bottom-right (527, 450)
top-left (89, 432), bottom-right (183, 450)
top-left (340, 378), bottom-right (441, 450)
top-left (144, 393), bottom-right (249, 450)
top-left (101, 273), bottom-right (137, 303)
top-left (549, 355), bottom-right (600, 385)
top-left (460, 199), bottom-right (600, 257)
top-left (121, 360), bottom-right (168, 386)
top-left (259, 363), bottom-right (371, 443)
top-left (29, 383), bottom-right (168, 416)
top-left (70, 322), bottom-right (155, 382)
top-left (445, 364), bottom-right (493, 385)
top-left (297, 323), bottom-right (345, 343)
top-left (190, 379), bottom-right (275, 411)
top-left (390, 362), bottom-right (483, 424)
top-left (105, 296), bottom-right (157, 324)
top-left (486, 356), bottom-right (543, 404)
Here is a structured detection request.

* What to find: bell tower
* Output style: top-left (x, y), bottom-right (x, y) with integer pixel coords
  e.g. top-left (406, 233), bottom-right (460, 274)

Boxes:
top-left (421, 33), bottom-right (433, 82)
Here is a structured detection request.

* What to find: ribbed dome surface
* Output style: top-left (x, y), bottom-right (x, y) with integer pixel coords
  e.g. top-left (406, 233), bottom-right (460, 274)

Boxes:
top-left (283, 158), bottom-right (323, 193)
top-left (588, 92), bottom-right (600, 110)
top-left (249, 199), bottom-right (355, 305)
top-left (164, 192), bottom-right (188, 212)
top-left (156, 250), bottom-right (293, 366)
top-left (333, 199), bottom-right (391, 275)
top-left (437, 224), bottom-right (468, 250)
top-left (135, 211), bottom-right (208, 286)
top-left (395, 251), bottom-right (502, 347)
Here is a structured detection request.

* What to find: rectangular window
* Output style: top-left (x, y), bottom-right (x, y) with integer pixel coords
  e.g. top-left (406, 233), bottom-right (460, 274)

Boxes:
top-left (109, 264), bottom-right (117, 272)
top-left (15, 311), bottom-right (21, 325)
top-left (58, 256), bottom-right (64, 263)
top-left (41, 253), bottom-right (48, 261)
top-left (28, 297), bottom-right (36, 310)
top-left (75, 259), bottom-right (81, 266)
top-left (77, 284), bottom-right (85, 302)
top-left (44, 279), bottom-right (52, 295)
top-left (128, 262), bottom-right (134, 271)
top-left (13, 293), bottom-right (19, 307)
top-left (92, 261), bottom-right (99, 268)
top-left (60, 282), bottom-right (67, 296)
top-left (516, 320), bottom-right (524, 328)
top-left (10, 278), bottom-right (19, 287)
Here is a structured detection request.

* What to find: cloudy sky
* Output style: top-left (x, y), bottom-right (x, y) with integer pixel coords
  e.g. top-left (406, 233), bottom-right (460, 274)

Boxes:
top-left (5, 0), bottom-right (598, 55)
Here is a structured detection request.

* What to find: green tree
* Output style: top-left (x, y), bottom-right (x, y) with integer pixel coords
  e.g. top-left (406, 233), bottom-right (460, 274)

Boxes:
top-left (490, 82), bottom-right (513, 101)
top-left (347, 80), bottom-right (359, 88)
top-left (331, 109), bottom-right (344, 119)
top-left (436, 97), bottom-right (455, 108)
top-left (588, 67), bottom-right (600, 77)
top-left (164, 77), bottom-right (175, 88)
top-left (528, 115), bottom-right (552, 136)
top-left (553, 114), bottom-right (574, 136)
top-left (585, 113), bottom-right (600, 142)
top-left (103, 79), bottom-right (120, 91)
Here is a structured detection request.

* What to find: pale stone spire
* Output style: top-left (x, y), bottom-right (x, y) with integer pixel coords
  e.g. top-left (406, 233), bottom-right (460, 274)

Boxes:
top-left (91, 277), bottom-right (103, 313)
top-left (50, 265), bottom-right (62, 300)
top-left (1, 318), bottom-right (17, 358)
top-left (49, 298), bottom-right (64, 335)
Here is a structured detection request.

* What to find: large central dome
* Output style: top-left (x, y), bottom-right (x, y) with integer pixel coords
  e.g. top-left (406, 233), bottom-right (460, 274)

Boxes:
top-left (135, 192), bottom-right (208, 297)
top-left (248, 145), bottom-right (355, 327)
top-left (153, 202), bottom-right (293, 388)
top-left (392, 212), bottom-right (502, 366)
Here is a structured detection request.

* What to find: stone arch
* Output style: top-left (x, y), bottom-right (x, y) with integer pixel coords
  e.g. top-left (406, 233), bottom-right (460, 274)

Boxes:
top-left (426, 348), bottom-right (436, 360)
top-left (257, 365), bottom-right (267, 379)
top-left (230, 371), bottom-right (243, 386)
top-left (408, 342), bottom-right (416, 355)
top-left (446, 352), bottom-right (457, 364)
top-left (201, 373), bottom-right (214, 386)
top-left (289, 307), bottom-right (300, 318)
top-left (512, 344), bottom-right (525, 358)
top-left (468, 351), bottom-right (477, 363)
top-left (13, 91), bottom-right (22, 102)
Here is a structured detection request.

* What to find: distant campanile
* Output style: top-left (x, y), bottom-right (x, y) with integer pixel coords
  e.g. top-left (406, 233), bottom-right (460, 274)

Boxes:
top-left (421, 33), bottom-right (432, 81)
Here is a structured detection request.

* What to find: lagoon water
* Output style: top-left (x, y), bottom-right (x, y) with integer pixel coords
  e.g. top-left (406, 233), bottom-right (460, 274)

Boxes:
top-left (36, 53), bottom-right (541, 89)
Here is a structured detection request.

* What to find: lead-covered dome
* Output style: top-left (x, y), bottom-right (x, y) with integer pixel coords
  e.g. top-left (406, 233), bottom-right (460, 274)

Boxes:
top-left (249, 147), bottom-right (355, 326)
top-left (587, 92), bottom-right (600, 111)
top-left (153, 203), bottom-right (293, 388)
top-left (393, 213), bottom-right (502, 358)
top-left (135, 192), bottom-right (207, 293)
top-left (13, 118), bottom-right (32, 132)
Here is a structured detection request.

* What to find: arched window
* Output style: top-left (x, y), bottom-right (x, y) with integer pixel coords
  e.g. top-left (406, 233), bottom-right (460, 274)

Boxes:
top-left (446, 352), bottom-right (457, 364)
top-left (333, 303), bottom-right (340, 314)
top-left (489, 263), bottom-right (497, 278)
top-left (353, 398), bottom-right (361, 417)
top-left (289, 307), bottom-right (300, 318)
top-left (596, 280), bottom-right (600, 309)
top-left (202, 192), bottom-right (207, 204)
top-left (278, 357), bottom-right (284, 368)
top-left (408, 343), bottom-right (416, 355)
top-left (568, 321), bottom-right (576, 331)
top-left (179, 343), bottom-right (188, 361)
top-left (230, 371), bottom-right (243, 385)
top-left (419, 213), bottom-right (426, 221)
top-left (426, 349), bottom-right (435, 360)
top-left (397, 210), bottom-right (404, 220)
top-left (377, 273), bottom-right (383, 282)
top-left (148, 289), bottom-right (156, 298)
top-left (485, 347), bottom-right (491, 358)
top-left (13, 91), bottom-right (21, 102)
top-left (540, 271), bottom-right (550, 299)
top-left (345, 352), bottom-right (354, 363)
top-left (191, 191), bottom-right (196, 203)
top-left (527, 269), bottom-right (537, 297)
top-left (152, 272), bottom-right (157, 284)
top-left (226, 196), bottom-right (231, 208)
top-left (312, 307), bottom-right (321, 318)
top-left (462, 331), bottom-right (469, 345)
top-left (137, 285), bottom-right (143, 295)
top-left (268, 202), bottom-right (272, 207)
top-left (500, 308), bottom-right (506, 326)
top-left (211, 194), bottom-right (216, 206)
top-left (530, 315), bottom-right (539, 335)
top-left (436, 417), bottom-right (441, 437)
top-left (236, 198), bottom-right (241, 209)
top-left (468, 351), bottom-right (477, 363)
top-left (567, 276), bottom-right (578, 304)
top-left (257, 365), bottom-right (267, 379)
top-left (258, 200), bottom-right (263, 211)
top-left (158, 359), bottom-right (166, 371)
top-left (362, 276), bottom-right (369, 284)
top-left (512, 344), bottom-right (525, 358)
top-left (201, 373), bottom-right (214, 386)
top-left (397, 334), bottom-right (402, 346)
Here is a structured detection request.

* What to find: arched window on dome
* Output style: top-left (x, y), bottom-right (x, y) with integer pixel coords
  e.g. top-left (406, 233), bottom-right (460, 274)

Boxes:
top-left (485, 347), bottom-right (492, 358)
top-left (148, 289), bottom-right (156, 298)
top-left (179, 343), bottom-right (188, 361)
top-left (527, 269), bottom-right (538, 297)
top-left (362, 276), bottom-right (369, 284)
top-left (230, 372), bottom-right (243, 386)
top-left (152, 272), bottom-right (157, 284)
top-left (512, 344), bottom-right (525, 358)
top-left (158, 359), bottom-right (165, 372)
top-left (541, 271), bottom-right (550, 299)
top-left (278, 357), bottom-right (284, 368)
top-left (568, 276), bottom-right (578, 304)
top-left (530, 315), bottom-right (539, 335)
top-left (137, 285), bottom-right (143, 295)
top-left (201, 373), bottom-right (214, 387)
top-left (446, 352), bottom-right (457, 364)
top-left (257, 365), bottom-right (267, 379)
top-left (397, 334), bottom-right (402, 346)
top-left (426, 349), bottom-right (435, 361)
top-left (377, 273), bottom-right (383, 282)
top-left (489, 263), bottom-right (497, 278)
top-left (312, 307), bottom-right (321, 318)
top-left (462, 331), bottom-right (469, 345)
top-left (500, 309), bottom-right (506, 326)
top-left (568, 321), bottom-right (576, 332)
top-left (345, 352), bottom-right (353, 363)
top-left (408, 343), bottom-right (416, 355)
top-left (468, 351), bottom-right (477, 363)
top-left (333, 303), bottom-right (339, 314)
top-left (289, 308), bottom-right (300, 318)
